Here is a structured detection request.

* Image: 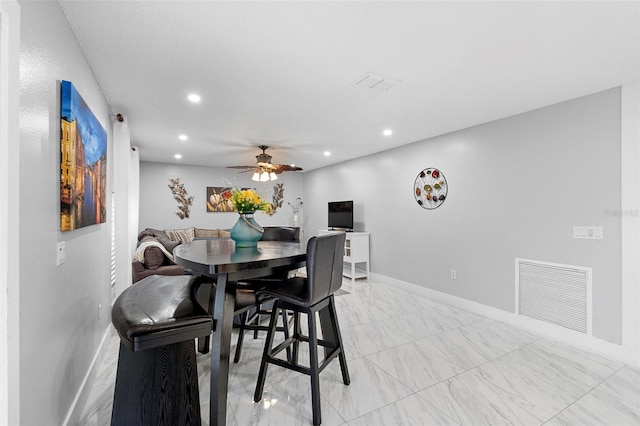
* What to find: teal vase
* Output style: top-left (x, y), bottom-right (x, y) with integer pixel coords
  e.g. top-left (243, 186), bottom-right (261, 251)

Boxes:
top-left (230, 212), bottom-right (264, 248)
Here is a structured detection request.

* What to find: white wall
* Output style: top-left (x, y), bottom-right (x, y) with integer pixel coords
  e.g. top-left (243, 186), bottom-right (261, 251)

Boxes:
top-left (18, 2), bottom-right (116, 424)
top-left (139, 161), bottom-right (305, 234)
top-left (305, 88), bottom-right (624, 345)
top-left (112, 120), bottom-right (136, 299)
top-left (1, 2), bottom-right (21, 424)
top-left (621, 82), bottom-right (640, 364)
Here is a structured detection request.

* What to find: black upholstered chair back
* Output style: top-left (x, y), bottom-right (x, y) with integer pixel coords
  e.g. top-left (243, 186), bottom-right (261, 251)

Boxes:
top-left (305, 233), bottom-right (345, 306)
top-left (261, 226), bottom-right (300, 242)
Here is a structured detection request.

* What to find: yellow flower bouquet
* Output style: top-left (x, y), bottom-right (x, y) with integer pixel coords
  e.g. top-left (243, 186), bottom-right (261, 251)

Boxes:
top-left (228, 188), bottom-right (273, 215)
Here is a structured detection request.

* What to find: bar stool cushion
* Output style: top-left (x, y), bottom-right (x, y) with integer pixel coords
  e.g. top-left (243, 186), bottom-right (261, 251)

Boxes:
top-left (234, 288), bottom-right (260, 312)
top-left (256, 276), bottom-right (309, 305)
top-left (112, 275), bottom-right (212, 352)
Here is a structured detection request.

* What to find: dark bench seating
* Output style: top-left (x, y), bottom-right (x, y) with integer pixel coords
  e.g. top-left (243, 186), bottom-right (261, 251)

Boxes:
top-left (111, 275), bottom-right (212, 426)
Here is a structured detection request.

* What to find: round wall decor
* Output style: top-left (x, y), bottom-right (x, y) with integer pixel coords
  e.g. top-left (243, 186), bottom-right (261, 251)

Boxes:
top-left (414, 167), bottom-right (448, 209)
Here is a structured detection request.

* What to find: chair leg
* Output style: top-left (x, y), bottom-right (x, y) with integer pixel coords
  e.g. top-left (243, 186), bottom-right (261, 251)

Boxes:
top-left (328, 296), bottom-right (350, 385)
top-left (254, 301), bottom-right (280, 402)
top-left (195, 282), bottom-right (214, 354)
top-left (253, 304), bottom-right (260, 339)
top-left (307, 309), bottom-right (322, 426)
top-left (292, 311), bottom-right (301, 365)
top-left (233, 311), bottom-right (248, 364)
top-left (281, 309), bottom-right (293, 362)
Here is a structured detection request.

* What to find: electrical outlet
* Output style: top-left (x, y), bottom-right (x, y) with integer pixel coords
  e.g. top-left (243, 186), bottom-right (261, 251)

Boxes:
top-left (56, 241), bottom-right (66, 266)
top-left (451, 269), bottom-right (457, 279)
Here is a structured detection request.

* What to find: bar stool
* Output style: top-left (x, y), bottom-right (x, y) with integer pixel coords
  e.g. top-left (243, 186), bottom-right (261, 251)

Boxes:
top-left (233, 226), bottom-right (301, 363)
top-left (111, 275), bottom-right (212, 426)
top-left (253, 233), bottom-right (350, 426)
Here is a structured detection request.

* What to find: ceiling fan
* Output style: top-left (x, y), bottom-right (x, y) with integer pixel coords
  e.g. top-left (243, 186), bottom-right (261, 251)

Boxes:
top-left (227, 145), bottom-right (303, 182)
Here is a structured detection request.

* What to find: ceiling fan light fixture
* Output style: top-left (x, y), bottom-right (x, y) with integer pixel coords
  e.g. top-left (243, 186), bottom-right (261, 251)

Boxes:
top-left (227, 145), bottom-right (303, 178)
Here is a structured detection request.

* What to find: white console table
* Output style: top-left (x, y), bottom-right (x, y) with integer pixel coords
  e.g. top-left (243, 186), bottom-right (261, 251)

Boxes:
top-left (318, 231), bottom-right (370, 281)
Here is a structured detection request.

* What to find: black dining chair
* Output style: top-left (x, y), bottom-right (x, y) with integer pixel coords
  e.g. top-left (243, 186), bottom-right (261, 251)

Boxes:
top-left (253, 233), bottom-right (350, 426)
top-left (232, 226), bottom-right (300, 363)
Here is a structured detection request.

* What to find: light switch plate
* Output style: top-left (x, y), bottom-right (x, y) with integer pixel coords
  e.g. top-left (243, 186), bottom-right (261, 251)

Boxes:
top-left (573, 226), bottom-right (603, 240)
top-left (57, 241), bottom-right (66, 265)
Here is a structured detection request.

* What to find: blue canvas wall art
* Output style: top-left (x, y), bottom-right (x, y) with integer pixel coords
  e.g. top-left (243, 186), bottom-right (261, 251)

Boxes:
top-left (60, 80), bottom-right (107, 231)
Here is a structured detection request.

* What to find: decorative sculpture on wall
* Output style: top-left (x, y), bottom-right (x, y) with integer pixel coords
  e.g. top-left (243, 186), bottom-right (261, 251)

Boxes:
top-left (269, 183), bottom-right (284, 216)
top-left (414, 167), bottom-right (448, 210)
top-left (168, 178), bottom-right (194, 219)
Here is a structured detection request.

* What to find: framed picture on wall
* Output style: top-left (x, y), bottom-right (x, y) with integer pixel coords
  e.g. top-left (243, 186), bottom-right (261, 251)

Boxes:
top-left (60, 80), bottom-right (108, 231)
top-left (206, 187), bottom-right (235, 212)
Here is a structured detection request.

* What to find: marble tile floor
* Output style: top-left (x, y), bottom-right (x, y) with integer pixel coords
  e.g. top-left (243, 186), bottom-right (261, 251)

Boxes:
top-left (79, 277), bottom-right (640, 425)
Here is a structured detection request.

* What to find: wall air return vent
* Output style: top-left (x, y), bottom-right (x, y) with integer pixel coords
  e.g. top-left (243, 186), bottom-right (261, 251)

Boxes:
top-left (515, 258), bottom-right (592, 335)
top-left (353, 72), bottom-right (401, 92)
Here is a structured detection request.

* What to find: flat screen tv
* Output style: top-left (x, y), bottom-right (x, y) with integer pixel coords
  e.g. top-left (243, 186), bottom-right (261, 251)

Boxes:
top-left (328, 200), bottom-right (353, 230)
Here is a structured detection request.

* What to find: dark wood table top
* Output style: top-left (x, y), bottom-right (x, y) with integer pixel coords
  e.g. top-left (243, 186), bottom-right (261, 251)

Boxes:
top-left (174, 238), bottom-right (307, 277)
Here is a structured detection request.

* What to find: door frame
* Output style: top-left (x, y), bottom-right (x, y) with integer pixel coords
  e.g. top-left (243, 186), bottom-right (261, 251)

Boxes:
top-left (0, 1), bottom-right (21, 424)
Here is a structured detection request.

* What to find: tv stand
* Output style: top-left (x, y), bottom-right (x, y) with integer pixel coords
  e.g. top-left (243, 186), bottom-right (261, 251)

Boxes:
top-left (329, 227), bottom-right (353, 232)
top-left (318, 230), bottom-right (369, 282)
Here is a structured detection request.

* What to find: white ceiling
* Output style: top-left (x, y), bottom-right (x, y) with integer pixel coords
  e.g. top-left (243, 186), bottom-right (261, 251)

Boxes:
top-left (59, 1), bottom-right (639, 173)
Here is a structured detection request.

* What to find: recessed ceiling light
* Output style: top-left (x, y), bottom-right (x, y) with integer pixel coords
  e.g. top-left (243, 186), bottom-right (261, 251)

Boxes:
top-left (174, 154), bottom-right (182, 159)
top-left (383, 129), bottom-right (393, 136)
top-left (187, 93), bottom-right (201, 103)
top-left (324, 151), bottom-right (331, 156)
top-left (178, 134), bottom-right (188, 141)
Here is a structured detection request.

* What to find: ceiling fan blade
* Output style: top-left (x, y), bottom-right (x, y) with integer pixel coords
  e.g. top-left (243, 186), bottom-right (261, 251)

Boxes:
top-left (226, 165), bottom-right (255, 170)
top-left (272, 164), bottom-right (303, 173)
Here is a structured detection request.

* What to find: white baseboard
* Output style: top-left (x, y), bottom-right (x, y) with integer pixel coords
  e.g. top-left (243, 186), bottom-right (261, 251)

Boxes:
top-left (62, 325), bottom-right (113, 426)
top-left (370, 273), bottom-right (634, 367)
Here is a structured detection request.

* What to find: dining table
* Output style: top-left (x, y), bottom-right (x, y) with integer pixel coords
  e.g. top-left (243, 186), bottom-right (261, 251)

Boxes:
top-left (173, 238), bottom-right (307, 426)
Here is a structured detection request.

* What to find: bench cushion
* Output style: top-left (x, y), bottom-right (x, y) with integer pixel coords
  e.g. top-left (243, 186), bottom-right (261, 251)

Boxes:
top-left (112, 275), bottom-right (211, 351)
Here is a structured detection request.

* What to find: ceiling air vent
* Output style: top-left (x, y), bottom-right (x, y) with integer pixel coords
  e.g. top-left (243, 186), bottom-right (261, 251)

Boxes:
top-left (353, 72), bottom-right (401, 92)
